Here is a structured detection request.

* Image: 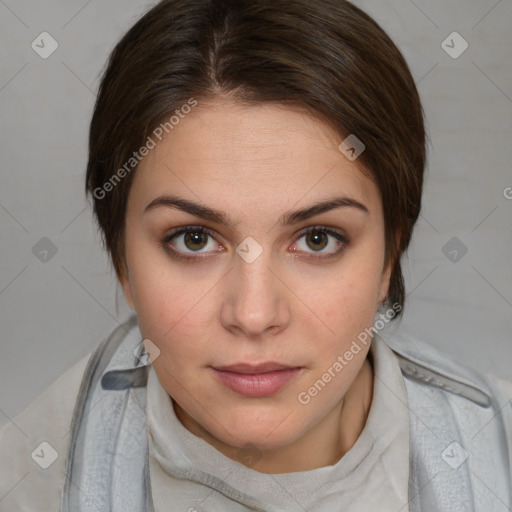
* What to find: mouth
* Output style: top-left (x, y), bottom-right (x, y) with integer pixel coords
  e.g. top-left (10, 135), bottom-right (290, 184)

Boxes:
top-left (211, 362), bottom-right (302, 397)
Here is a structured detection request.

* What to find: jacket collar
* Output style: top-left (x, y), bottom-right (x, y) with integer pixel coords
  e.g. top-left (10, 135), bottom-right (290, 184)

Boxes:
top-left (381, 331), bottom-right (493, 408)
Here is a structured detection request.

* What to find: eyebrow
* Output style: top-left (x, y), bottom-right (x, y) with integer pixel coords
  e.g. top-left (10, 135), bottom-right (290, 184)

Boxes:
top-left (144, 194), bottom-right (369, 227)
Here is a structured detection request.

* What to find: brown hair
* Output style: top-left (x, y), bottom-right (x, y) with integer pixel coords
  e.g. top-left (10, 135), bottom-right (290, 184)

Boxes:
top-left (85, 0), bottom-right (426, 318)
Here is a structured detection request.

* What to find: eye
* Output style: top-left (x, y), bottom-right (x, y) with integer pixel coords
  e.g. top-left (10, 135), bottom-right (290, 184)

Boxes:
top-left (162, 226), bottom-right (221, 261)
top-left (292, 226), bottom-right (349, 259)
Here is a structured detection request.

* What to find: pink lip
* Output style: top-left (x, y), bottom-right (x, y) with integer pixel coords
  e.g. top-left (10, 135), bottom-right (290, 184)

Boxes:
top-left (211, 363), bottom-right (301, 397)
top-left (214, 362), bottom-right (295, 374)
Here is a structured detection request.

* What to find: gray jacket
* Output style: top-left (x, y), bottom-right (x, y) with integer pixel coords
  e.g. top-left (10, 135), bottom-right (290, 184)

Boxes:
top-left (58, 315), bottom-right (512, 511)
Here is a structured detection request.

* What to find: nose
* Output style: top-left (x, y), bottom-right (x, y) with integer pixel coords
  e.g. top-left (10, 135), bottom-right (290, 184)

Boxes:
top-left (220, 247), bottom-right (291, 339)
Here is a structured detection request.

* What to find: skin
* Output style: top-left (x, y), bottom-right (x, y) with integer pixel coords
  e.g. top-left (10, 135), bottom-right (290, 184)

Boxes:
top-left (120, 96), bottom-right (392, 474)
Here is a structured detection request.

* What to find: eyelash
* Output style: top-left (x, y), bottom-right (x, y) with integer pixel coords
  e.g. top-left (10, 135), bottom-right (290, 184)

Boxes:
top-left (161, 225), bottom-right (349, 263)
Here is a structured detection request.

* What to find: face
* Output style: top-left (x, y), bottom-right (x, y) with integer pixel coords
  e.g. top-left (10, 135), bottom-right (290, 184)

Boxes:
top-left (120, 97), bottom-right (391, 455)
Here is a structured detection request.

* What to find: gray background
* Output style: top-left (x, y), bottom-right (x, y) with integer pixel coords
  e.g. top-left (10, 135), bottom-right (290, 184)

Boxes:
top-left (0, 0), bottom-right (511, 429)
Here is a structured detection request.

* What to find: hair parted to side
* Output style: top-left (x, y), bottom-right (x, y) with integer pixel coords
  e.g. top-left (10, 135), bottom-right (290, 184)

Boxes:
top-left (85, 0), bottom-right (426, 319)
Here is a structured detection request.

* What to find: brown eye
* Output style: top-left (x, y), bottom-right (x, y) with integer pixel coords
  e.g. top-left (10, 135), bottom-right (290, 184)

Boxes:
top-left (183, 231), bottom-right (209, 251)
top-left (294, 226), bottom-right (349, 258)
top-left (304, 230), bottom-right (329, 251)
top-left (162, 226), bottom-right (220, 260)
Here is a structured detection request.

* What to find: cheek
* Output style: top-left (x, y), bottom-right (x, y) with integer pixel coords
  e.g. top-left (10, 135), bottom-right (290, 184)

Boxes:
top-left (310, 258), bottom-right (383, 331)
top-left (125, 230), bottom-right (188, 319)
top-left (126, 255), bottom-right (216, 364)
top-left (126, 226), bottom-right (217, 309)
top-left (135, 282), bottom-right (211, 361)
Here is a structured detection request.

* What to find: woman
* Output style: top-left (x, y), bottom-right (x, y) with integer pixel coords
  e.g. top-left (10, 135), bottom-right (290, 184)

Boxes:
top-left (1, 0), bottom-right (511, 510)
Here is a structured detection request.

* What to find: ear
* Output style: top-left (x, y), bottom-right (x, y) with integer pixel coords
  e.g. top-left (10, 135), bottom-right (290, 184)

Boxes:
top-left (118, 261), bottom-right (136, 311)
top-left (377, 260), bottom-right (393, 307)
top-left (377, 229), bottom-right (400, 307)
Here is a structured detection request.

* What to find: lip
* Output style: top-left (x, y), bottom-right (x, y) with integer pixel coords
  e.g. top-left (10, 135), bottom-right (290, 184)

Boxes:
top-left (211, 363), bottom-right (302, 397)
top-left (213, 362), bottom-right (295, 374)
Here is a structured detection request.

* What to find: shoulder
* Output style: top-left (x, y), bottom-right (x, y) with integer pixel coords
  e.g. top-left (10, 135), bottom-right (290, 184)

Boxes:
top-left (381, 331), bottom-right (512, 502)
top-left (0, 351), bottom-right (92, 511)
top-left (380, 330), bottom-right (512, 409)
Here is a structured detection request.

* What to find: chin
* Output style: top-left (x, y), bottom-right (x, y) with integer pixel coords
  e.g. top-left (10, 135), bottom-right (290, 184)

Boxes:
top-left (221, 428), bottom-right (298, 453)
top-left (208, 406), bottom-right (306, 451)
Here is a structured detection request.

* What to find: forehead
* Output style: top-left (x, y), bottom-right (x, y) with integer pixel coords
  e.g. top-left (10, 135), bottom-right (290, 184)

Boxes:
top-left (129, 98), bottom-right (381, 217)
